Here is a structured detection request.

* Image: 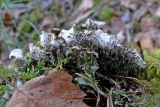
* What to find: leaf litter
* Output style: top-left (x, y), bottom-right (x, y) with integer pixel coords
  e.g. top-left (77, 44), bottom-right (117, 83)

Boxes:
top-left (1, 0), bottom-right (160, 106)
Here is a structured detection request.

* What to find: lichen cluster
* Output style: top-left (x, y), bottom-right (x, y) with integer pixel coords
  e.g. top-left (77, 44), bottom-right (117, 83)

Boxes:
top-left (9, 19), bottom-right (146, 106)
top-left (10, 19), bottom-right (146, 76)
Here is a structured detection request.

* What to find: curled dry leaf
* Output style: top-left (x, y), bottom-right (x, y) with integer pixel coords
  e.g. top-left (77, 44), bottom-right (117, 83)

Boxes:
top-left (5, 69), bottom-right (90, 107)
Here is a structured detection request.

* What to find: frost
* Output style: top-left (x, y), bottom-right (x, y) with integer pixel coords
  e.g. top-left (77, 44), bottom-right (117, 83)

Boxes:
top-left (40, 31), bottom-right (60, 47)
top-left (92, 30), bottom-right (119, 48)
top-left (9, 49), bottom-right (24, 60)
top-left (83, 19), bottom-right (106, 29)
top-left (58, 27), bottom-right (75, 44)
top-left (29, 43), bottom-right (46, 60)
top-left (131, 49), bottom-right (146, 69)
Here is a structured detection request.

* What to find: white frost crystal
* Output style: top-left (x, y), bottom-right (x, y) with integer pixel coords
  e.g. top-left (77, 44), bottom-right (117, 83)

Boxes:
top-left (29, 43), bottom-right (45, 60)
top-left (83, 19), bottom-right (106, 29)
top-left (58, 27), bottom-right (75, 44)
top-left (92, 29), bottom-right (119, 48)
top-left (9, 49), bottom-right (25, 71)
top-left (9, 49), bottom-right (24, 60)
top-left (40, 31), bottom-right (56, 46)
top-left (131, 50), bottom-right (146, 69)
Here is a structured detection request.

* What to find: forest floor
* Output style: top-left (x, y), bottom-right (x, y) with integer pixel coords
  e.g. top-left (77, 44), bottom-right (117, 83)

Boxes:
top-left (1, 0), bottom-right (160, 106)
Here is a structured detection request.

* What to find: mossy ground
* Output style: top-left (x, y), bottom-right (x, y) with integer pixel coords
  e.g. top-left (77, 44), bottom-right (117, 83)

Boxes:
top-left (1, 49), bottom-right (160, 106)
top-left (144, 49), bottom-right (160, 80)
top-left (140, 49), bottom-right (160, 106)
top-left (0, 65), bottom-right (38, 95)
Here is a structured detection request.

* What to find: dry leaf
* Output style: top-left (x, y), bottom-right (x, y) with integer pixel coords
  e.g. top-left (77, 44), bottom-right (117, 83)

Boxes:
top-left (110, 17), bottom-right (125, 34)
top-left (140, 17), bottom-right (155, 31)
top-left (3, 11), bottom-right (13, 27)
top-left (5, 69), bottom-right (89, 107)
top-left (67, 0), bottom-right (93, 25)
top-left (134, 32), bottom-right (153, 49)
top-left (120, 0), bottom-right (138, 11)
top-left (41, 16), bottom-right (56, 30)
top-left (133, 6), bottom-right (148, 20)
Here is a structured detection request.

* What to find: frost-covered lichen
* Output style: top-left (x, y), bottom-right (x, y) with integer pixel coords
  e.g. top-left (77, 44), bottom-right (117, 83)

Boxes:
top-left (9, 19), bottom-right (146, 77)
top-left (29, 43), bottom-right (46, 61)
top-left (8, 19), bottom-right (147, 106)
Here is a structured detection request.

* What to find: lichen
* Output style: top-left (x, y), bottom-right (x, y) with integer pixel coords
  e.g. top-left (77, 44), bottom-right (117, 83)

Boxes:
top-left (10, 19), bottom-right (147, 76)
top-left (9, 19), bottom-right (147, 106)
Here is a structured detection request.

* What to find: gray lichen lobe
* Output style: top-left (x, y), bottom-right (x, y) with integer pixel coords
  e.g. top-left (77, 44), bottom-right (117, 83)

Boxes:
top-left (10, 19), bottom-right (146, 77)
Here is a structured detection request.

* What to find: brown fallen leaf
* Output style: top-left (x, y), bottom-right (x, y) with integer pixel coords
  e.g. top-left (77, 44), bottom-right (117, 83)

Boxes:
top-left (140, 17), bottom-right (156, 32)
top-left (134, 32), bottom-right (153, 49)
top-left (5, 69), bottom-right (90, 107)
top-left (2, 11), bottom-right (13, 27)
top-left (110, 17), bottom-right (125, 34)
top-left (120, 0), bottom-right (138, 11)
top-left (67, 0), bottom-right (93, 26)
top-left (133, 6), bottom-right (148, 20)
top-left (134, 29), bottom-right (160, 48)
top-left (41, 16), bottom-right (56, 31)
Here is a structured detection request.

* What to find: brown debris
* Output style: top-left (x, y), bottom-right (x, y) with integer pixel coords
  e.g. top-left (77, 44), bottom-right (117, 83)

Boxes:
top-left (2, 11), bottom-right (13, 27)
top-left (5, 69), bottom-right (89, 107)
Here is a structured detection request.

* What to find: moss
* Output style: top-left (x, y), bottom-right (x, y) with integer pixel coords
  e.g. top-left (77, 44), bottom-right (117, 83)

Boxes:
top-left (0, 66), bottom-right (13, 100)
top-left (51, 2), bottom-right (61, 15)
top-left (0, 66), bottom-right (15, 78)
top-left (30, 8), bottom-right (41, 23)
top-left (94, 0), bottom-right (101, 6)
top-left (18, 71), bottom-right (38, 81)
top-left (20, 13), bottom-right (30, 19)
top-left (144, 49), bottom-right (160, 80)
top-left (30, 31), bottom-right (39, 43)
top-left (144, 79), bottom-right (160, 95)
top-left (18, 21), bottom-right (32, 34)
top-left (0, 85), bottom-right (7, 96)
top-left (100, 7), bottom-right (115, 23)
top-left (133, 20), bottom-right (141, 32)
top-left (142, 49), bottom-right (160, 106)
top-left (129, 79), bottom-right (160, 107)
top-left (0, 64), bottom-right (38, 81)
top-left (142, 79), bottom-right (160, 106)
